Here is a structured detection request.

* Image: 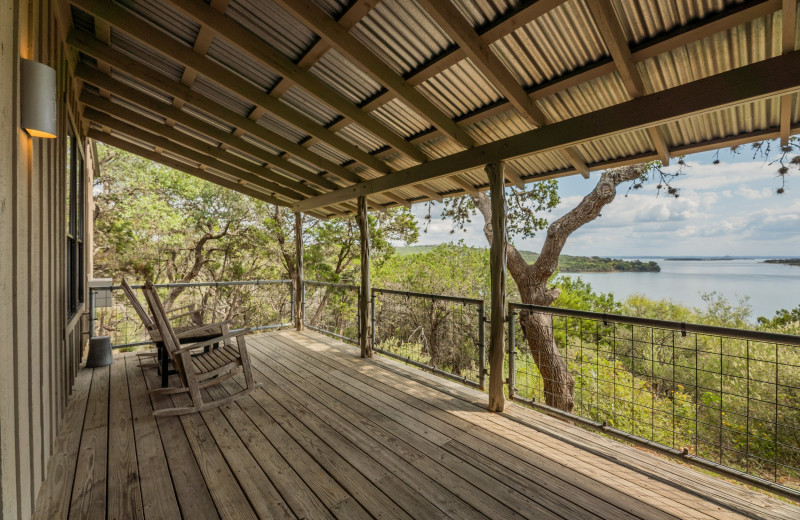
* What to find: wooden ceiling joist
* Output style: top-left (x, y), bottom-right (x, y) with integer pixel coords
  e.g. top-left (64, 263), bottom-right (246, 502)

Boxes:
top-left (80, 93), bottom-right (321, 198)
top-left (417, 0), bottom-right (591, 178)
top-left (70, 0), bottom-right (394, 176)
top-left (377, 0), bottom-right (785, 144)
top-left (780, 0), bottom-right (798, 146)
top-left (294, 50), bottom-right (800, 211)
top-left (586, 0), bottom-right (671, 165)
top-left (84, 109), bottom-right (310, 202)
top-left (273, 0), bottom-right (476, 149)
top-left (67, 32), bottom-right (367, 185)
top-left (75, 64), bottom-right (341, 192)
top-left (164, 0), bottom-right (427, 164)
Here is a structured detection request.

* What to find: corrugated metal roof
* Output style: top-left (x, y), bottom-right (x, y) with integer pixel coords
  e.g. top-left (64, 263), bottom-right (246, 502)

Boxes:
top-left (279, 86), bottom-right (340, 126)
top-left (110, 28), bottom-right (186, 82)
top-left (351, 0), bottom-right (454, 75)
top-left (206, 37), bottom-right (282, 92)
top-left (226, 0), bottom-right (318, 61)
top-left (417, 59), bottom-right (504, 118)
top-left (110, 68), bottom-right (174, 104)
top-left (492, 1), bottom-right (606, 88)
top-left (310, 49), bottom-right (383, 105)
top-left (71, 5), bottom-right (95, 34)
top-left (75, 0), bottom-right (799, 210)
top-left (191, 75), bottom-right (256, 117)
top-left (115, 0), bottom-right (201, 46)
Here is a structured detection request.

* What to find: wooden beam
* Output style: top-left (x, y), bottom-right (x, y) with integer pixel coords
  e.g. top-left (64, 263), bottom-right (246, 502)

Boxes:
top-left (397, 0), bottom-right (782, 146)
top-left (418, 0), bottom-right (547, 127)
top-left (83, 109), bottom-right (307, 201)
top-left (561, 148), bottom-right (590, 179)
top-left (66, 32), bottom-right (366, 185)
top-left (586, 0), bottom-right (671, 164)
top-left (383, 191), bottom-right (412, 209)
top-left (294, 51), bottom-right (800, 210)
top-left (268, 0), bottom-right (375, 97)
top-left (412, 184), bottom-right (443, 202)
top-left (503, 168), bottom-right (525, 189)
top-left (294, 212), bottom-right (304, 331)
top-left (88, 130), bottom-right (287, 205)
top-left (273, 0), bottom-right (476, 148)
top-left (486, 162), bottom-right (507, 413)
top-left (75, 64), bottom-right (341, 191)
top-left (357, 196), bottom-right (372, 358)
top-left (780, 0), bottom-right (798, 145)
top-left (81, 92), bottom-right (321, 197)
top-left (70, 0), bottom-right (394, 175)
top-left (164, 0), bottom-right (427, 163)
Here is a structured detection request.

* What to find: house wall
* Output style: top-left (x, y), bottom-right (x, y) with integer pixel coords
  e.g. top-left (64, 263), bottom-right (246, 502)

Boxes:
top-left (0, 1), bottom-right (89, 518)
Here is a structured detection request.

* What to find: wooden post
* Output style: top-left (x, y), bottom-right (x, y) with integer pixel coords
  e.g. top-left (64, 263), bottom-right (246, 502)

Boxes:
top-left (357, 196), bottom-right (372, 358)
top-left (294, 212), bottom-right (304, 331)
top-left (487, 162), bottom-right (507, 412)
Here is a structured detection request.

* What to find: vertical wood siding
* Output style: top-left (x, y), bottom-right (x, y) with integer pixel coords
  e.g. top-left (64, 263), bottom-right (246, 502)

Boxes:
top-left (0, 1), bottom-right (88, 518)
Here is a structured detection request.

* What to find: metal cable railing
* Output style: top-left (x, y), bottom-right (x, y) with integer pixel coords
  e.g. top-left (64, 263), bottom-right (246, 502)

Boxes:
top-left (508, 302), bottom-right (800, 496)
top-left (302, 280), bottom-right (360, 344)
top-left (89, 280), bottom-right (293, 349)
top-left (372, 288), bottom-right (486, 389)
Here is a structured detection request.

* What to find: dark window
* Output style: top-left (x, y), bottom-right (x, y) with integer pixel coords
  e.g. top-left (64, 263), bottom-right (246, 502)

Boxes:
top-left (66, 129), bottom-right (84, 318)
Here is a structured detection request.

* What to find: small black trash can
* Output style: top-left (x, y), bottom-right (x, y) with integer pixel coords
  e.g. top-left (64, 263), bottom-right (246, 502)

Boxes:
top-left (86, 335), bottom-right (113, 367)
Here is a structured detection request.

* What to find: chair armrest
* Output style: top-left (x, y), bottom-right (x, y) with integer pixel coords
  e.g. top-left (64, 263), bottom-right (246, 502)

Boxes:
top-left (174, 321), bottom-right (231, 338)
top-left (176, 329), bottom-right (252, 354)
top-left (166, 303), bottom-right (196, 314)
top-left (168, 310), bottom-right (201, 320)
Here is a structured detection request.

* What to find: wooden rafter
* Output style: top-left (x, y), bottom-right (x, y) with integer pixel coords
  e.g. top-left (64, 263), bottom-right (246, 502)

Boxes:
top-left (164, 0), bottom-right (427, 164)
top-left (780, 0), bottom-right (798, 146)
top-left (376, 0), bottom-right (783, 144)
top-left (70, 0), bottom-right (395, 176)
top-left (75, 64), bottom-right (341, 191)
top-left (67, 32), bottom-right (366, 183)
top-left (586, 0), bottom-right (671, 165)
top-left (294, 51), bottom-right (800, 211)
top-left (272, 0), bottom-right (476, 149)
top-left (81, 94), bottom-right (320, 198)
top-left (84, 108), bottom-right (308, 201)
top-left (417, 0), bottom-right (590, 181)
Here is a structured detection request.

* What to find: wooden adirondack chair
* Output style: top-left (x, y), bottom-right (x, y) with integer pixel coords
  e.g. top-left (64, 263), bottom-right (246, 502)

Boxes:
top-left (121, 277), bottom-right (231, 387)
top-left (142, 280), bottom-right (261, 416)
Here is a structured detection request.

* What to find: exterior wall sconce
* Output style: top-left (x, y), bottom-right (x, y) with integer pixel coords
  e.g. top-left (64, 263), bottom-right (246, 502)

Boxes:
top-left (20, 58), bottom-right (57, 138)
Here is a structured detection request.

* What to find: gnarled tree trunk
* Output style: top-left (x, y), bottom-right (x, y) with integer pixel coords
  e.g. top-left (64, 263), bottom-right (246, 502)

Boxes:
top-left (473, 165), bottom-right (645, 411)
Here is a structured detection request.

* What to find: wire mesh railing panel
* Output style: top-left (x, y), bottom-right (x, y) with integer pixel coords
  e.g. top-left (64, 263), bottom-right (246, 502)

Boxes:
top-left (303, 281), bottom-right (360, 344)
top-left (508, 303), bottom-right (800, 492)
top-left (91, 280), bottom-right (293, 348)
top-left (373, 288), bottom-right (485, 388)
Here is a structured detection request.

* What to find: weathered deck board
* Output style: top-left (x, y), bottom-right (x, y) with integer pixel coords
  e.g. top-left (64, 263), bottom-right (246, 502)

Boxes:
top-left (33, 330), bottom-right (800, 519)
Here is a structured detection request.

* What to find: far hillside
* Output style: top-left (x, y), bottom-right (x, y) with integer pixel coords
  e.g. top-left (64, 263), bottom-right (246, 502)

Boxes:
top-left (395, 245), bottom-right (660, 273)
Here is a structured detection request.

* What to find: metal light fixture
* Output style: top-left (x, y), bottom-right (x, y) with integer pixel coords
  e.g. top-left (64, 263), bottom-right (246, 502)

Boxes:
top-left (20, 58), bottom-right (57, 138)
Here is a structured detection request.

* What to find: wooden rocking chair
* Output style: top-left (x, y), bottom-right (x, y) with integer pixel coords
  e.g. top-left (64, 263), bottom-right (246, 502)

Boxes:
top-left (142, 280), bottom-right (261, 416)
top-left (121, 277), bottom-right (230, 387)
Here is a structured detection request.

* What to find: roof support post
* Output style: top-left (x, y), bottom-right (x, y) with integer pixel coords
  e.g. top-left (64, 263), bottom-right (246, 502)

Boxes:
top-left (357, 196), bottom-right (373, 358)
top-left (487, 162), bottom-right (507, 413)
top-left (294, 212), bottom-right (304, 332)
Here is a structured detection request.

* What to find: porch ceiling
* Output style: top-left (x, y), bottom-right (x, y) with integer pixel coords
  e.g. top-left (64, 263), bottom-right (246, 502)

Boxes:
top-left (67, 0), bottom-right (800, 216)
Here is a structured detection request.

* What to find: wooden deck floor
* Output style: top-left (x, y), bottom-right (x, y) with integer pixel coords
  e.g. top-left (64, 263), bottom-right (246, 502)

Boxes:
top-left (33, 329), bottom-right (800, 520)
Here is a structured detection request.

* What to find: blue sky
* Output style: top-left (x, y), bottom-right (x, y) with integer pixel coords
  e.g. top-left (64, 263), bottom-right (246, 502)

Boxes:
top-left (408, 141), bottom-right (800, 256)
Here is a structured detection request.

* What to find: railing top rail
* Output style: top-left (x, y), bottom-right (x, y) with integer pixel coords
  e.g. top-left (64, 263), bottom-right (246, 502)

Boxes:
top-left (92, 279), bottom-right (293, 291)
top-left (304, 280), bottom-right (360, 291)
top-left (372, 287), bottom-right (484, 305)
top-left (509, 302), bottom-right (800, 346)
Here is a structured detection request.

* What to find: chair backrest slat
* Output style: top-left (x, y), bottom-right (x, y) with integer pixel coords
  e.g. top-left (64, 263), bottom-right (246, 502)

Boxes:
top-left (121, 277), bottom-right (155, 329)
top-left (142, 281), bottom-right (181, 357)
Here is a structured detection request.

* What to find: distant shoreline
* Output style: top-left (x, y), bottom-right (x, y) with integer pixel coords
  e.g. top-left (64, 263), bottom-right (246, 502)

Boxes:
top-left (763, 258), bottom-right (800, 266)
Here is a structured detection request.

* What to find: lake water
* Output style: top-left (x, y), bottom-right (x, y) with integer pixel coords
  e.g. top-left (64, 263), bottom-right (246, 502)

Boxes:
top-left (558, 258), bottom-right (800, 320)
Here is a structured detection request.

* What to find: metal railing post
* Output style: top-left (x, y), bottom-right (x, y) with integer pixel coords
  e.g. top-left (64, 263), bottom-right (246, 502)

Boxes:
top-left (370, 289), bottom-right (376, 349)
top-left (290, 279), bottom-right (295, 325)
top-left (507, 306), bottom-right (516, 401)
top-left (478, 301), bottom-right (486, 391)
top-left (302, 280), bottom-right (306, 326)
top-left (89, 289), bottom-right (96, 338)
